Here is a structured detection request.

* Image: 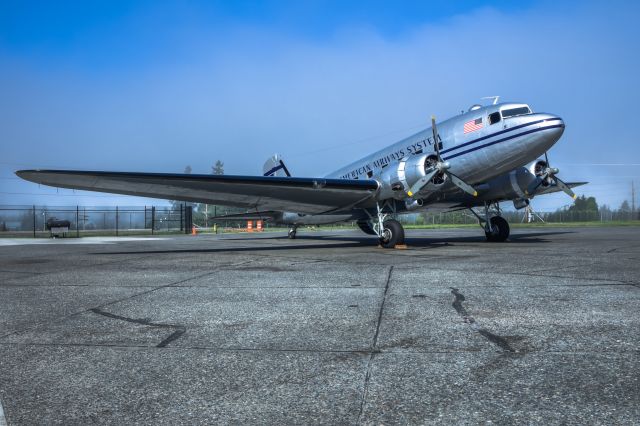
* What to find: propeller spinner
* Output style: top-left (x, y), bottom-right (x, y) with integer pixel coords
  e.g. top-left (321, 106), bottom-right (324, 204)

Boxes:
top-left (525, 152), bottom-right (577, 200)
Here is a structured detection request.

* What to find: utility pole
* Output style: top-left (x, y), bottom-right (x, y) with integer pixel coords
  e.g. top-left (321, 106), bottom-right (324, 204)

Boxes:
top-left (632, 180), bottom-right (636, 220)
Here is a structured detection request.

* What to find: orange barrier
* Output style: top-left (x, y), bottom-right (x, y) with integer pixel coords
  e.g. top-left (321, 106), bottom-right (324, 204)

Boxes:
top-left (256, 220), bottom-right (263, 231)
top-left (191, 226), bottom-right (196, 235)
top-left (247, 220), bottom-right (253, 232)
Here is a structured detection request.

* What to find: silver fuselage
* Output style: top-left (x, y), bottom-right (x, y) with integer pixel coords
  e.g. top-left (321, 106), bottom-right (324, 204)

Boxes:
top-left (328, 102), bottom-right (564, 186)
top-left (282, 102), bottom-right (565, 225)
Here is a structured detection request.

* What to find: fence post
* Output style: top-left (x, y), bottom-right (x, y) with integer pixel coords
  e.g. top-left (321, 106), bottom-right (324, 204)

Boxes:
top-left (180, 203), bottom-right (184, 232)
top-left (116, 206), bottom-right (119, 236)
top-left (151, 207), bottom-right (155, 235)
top-left (76, 205), bottom-right (79, 238)
top-left (33, 205), bottom-right (36, 238)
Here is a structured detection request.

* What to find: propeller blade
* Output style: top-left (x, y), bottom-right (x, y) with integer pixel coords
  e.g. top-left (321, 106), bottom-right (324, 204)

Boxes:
top-left (448, 172), bottom-right (478, 197)
top-left (554, 177), bottom-right (577, 200)
top-left (431, 115), bottom-right (441, 158)
top-left (407, 168), bottom-right (439, 197)
top-left (525, 173), bottom-right (548, 196)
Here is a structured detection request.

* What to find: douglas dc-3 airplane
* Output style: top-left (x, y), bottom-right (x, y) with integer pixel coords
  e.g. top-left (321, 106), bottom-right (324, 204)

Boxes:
top-left (17, 100), bottom-right (585, 248)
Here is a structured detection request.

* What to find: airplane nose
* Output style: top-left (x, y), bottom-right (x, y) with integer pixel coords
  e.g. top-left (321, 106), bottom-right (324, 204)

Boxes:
top-left (550, 116), bottom-right (565, 138)
top-left (534, 114), bottom-right (565, 152)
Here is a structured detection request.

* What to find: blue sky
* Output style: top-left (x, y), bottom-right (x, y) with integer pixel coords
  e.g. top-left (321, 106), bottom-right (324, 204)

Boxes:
top-left (1, 0), bottom-right (639, 210)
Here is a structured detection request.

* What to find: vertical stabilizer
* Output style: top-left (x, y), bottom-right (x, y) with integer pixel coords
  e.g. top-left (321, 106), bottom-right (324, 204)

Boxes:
top-left (263, 154), bottom-right (291, 177)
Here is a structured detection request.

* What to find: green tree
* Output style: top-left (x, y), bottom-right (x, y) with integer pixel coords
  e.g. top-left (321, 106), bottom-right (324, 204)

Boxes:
top-left (212, 160), bottom-right (224, 175)
top-left (565, 195), bottom-right (598, 221)
top-left (619, 200), bottom-right (632, 220)
top-left (568, 195), bottom-right (598, 213)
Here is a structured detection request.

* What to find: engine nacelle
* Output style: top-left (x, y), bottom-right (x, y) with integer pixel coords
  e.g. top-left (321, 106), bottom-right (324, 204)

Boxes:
top-left (376, 154), bottom-right (445, 200)
top-left (482, 158), bottom-right (547, 201)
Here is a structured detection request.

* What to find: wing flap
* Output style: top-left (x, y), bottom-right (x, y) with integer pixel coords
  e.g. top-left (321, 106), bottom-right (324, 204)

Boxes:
top-left (16, 170), bottom-right (378, 214)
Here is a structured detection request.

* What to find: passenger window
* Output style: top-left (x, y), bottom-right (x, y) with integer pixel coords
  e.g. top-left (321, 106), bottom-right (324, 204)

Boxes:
top-left (489, 112), bottom-right (501, 125)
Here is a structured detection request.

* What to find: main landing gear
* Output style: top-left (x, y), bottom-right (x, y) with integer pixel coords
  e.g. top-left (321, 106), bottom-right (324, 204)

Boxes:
top-left (469, 202), bottom-right (510, 242)
top-left (379, 219), bottom-right (405, 248)
top-left (366, 203), bottom-right (406, 249)
top-left (288, 226), bottom-right (297, 239)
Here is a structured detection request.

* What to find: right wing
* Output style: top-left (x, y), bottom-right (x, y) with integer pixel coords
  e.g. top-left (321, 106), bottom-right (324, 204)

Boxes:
top-left (16, 169), bottom-right (379, 215)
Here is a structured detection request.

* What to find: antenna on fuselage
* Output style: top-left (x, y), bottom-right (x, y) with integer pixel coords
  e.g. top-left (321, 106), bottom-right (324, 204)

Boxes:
top-left (481, 96), bottom-right (500, 105)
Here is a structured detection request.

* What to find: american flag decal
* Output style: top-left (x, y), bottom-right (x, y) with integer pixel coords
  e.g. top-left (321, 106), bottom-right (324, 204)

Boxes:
top-left (463, 117), bottom-right (483, 134)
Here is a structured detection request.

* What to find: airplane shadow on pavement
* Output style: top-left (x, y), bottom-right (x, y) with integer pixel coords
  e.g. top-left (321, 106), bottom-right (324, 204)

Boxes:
top-left (97, 230), bottom-right (573, 256)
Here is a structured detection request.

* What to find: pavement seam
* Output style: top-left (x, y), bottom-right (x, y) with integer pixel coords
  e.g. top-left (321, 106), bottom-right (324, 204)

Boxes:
top-left (1, 341), bottom-right (639, 355)
top-left (0, 253), bottom-right (158, 285)
top-left (0, 259), bottom-right (254, 340)
top-left (357, 265), bottom-right (394, 425)
top-left (90, 259), bottom-right (255, 311)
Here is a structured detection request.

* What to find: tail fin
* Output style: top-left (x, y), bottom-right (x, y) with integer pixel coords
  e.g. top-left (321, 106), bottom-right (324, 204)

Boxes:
top-left (263, 154), bottom-right (291, 177)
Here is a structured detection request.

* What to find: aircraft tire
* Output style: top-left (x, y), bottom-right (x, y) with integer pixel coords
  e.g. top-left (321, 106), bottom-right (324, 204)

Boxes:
top-left (380, 219), bottom-right (405, 248)
top-left (288, 228), bottom-right (297, 239)
top-left (485, 216), bottom-right (510, 242)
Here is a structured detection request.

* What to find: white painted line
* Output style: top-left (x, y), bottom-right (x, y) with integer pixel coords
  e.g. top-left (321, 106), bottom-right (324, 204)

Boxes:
top-left (0, 398), bottom-right (7, 426)
top-left (0, 236), bottom-right (170, 246)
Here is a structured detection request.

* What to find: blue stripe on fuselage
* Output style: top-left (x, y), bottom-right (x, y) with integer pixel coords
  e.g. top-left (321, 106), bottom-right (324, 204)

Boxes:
top-left (441, 117), bottom-right (563, 156)
top-left (442, 123), bottom-right (564, 161)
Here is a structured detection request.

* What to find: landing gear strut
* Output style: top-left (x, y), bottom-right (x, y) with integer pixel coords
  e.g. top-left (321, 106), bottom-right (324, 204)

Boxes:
top-left (288, 226), bottom-right (297, 239)
top-left (368, 203), bottom-right (405, 248)
top-left (469, 202), bottom-right (510, 242)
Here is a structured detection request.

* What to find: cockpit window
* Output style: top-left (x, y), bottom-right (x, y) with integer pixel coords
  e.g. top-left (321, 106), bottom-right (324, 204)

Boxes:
top-left (488, 111), bottom-right (501, 125)
top-left (501, 106), bottom-right (531, 118)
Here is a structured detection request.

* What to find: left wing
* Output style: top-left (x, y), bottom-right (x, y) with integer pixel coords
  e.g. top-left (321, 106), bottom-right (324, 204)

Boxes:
top-left (16, 170), bottom-right (378, 215)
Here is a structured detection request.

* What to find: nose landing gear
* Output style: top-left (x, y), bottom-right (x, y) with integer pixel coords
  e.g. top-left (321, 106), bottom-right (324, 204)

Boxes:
top-left (485, 216), bottom-right (510, 242)
top-left (469, 201), bottom-right (510, 242)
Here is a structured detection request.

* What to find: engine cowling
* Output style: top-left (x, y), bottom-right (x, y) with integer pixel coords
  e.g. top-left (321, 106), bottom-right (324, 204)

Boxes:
top-left (481, 158), bottom-right (547, 203)
top-left (376, 154), bottom-right (446, 200)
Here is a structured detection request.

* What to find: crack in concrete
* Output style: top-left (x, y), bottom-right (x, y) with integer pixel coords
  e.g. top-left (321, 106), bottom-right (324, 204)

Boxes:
top-left (450, 288), bottom-right (516, 353)
top-left (91, 308), bottom-right (185, 348)
top-left (357, 265), bottom-right (394, 425)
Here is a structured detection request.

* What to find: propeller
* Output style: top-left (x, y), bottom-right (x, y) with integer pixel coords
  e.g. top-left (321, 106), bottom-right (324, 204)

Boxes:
top-left (525, 152), bottom-right (577, 200)
top-left (407, 116), bottom-right (478, 197)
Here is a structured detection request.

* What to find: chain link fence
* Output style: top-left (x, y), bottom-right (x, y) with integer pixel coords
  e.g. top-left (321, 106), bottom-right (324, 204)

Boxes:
top-left (0, 205), bottom-right (192, 237)
top-left (0, 205), bottom-right (637, 238)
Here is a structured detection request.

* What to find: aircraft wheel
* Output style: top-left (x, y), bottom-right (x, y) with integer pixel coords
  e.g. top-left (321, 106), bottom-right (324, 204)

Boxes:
top-left (485, 216), bottom-right (510, 242)
top-left (288, 228), bottom-right (297, 239)
top-left (380, 219), bottom-right (405, 248)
